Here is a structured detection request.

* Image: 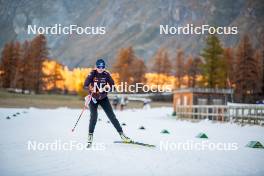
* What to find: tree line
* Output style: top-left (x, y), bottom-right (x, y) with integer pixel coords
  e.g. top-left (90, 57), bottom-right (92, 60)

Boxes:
top-left (0, 34), bottom-right (263, 103)
top-left (0, 34), bottom-right (64, 94)
top-left (113, 35), bottom-right (264, 103)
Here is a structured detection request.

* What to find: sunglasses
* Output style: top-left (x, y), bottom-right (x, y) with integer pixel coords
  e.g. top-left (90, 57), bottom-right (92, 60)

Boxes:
top-left (97, 66), bottom-right (105, 69)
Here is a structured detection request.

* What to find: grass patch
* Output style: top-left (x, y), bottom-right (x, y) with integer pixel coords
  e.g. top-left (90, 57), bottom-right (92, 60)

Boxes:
top-left (0, 89), bottom-right (172, 109)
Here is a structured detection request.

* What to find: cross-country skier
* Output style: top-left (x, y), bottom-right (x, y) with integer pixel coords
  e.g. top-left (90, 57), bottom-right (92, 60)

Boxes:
top-left (83, 59), bottom-right (132, 147)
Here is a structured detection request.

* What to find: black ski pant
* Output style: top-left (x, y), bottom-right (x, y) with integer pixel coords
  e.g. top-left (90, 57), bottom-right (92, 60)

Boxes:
top-left (88, 96), bottom-right (123, 134)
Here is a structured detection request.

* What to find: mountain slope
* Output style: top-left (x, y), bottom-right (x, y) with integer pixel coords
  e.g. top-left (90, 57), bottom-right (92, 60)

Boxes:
top-left (0, 0), bottom-right (263, 68)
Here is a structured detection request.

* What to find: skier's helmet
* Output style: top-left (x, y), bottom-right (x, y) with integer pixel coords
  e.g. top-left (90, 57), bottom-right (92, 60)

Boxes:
top-left (96, 59), bottom-right (105, 69)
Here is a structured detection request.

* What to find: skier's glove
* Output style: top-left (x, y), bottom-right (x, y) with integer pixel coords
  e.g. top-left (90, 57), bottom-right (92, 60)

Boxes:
top-left (84, 94), bottom-right (97, 108)
top-left (84, 95), bottom-right (92, 108)
top-left (91, 97), bottom-right (97, 104)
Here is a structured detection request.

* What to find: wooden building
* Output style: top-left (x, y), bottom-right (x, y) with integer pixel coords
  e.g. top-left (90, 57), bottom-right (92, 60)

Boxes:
top-left (173, 88), bottom-right (233, 114)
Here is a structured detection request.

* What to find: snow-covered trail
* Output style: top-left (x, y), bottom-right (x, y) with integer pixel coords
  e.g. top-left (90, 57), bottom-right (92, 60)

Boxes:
top-left (0, 107), bottom-right (264, 176)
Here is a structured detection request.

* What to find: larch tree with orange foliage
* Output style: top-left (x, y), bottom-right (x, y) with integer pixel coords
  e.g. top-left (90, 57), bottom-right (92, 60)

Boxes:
top-left (12, 41), bottom-right (25, 89)
top-left (31, 34), bottom-right (49, 93)
top-left (261, 38), bottom-right (264, 99)
top-left (254, 49), bottom-right (263, 100)
top-left (130, 58), bottom-right (146, 84)
top-left (151, 48), bottom-right (172, 86)
top-left (22, 40), bottom-right (34, 91)
top-left (224, 48), bottom-right (235, 88)
top-left (174, 49), bottom-right (185, 88)
top-left (113, 46), bottom-right (136, 84)
top-left (185, 55), bottom-right (202, 88)
top-left (0, 42), bottom-right (15, 88)
top-left (234, 35), bottom-right (261, 103)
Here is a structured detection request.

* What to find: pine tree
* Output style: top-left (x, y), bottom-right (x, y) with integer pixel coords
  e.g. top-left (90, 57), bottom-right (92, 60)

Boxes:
top-left (234, 35), bottom-right (260, 103)
top-left (200, 35), bottom-right (227, 88)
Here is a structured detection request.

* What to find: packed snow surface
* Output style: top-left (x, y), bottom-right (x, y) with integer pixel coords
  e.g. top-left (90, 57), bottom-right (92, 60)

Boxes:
top-left (1, 107), bottom-right (264, 176)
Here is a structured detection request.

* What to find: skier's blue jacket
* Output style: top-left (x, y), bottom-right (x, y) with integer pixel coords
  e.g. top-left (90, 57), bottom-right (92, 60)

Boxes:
top-left (83, 69), bottom-right (115, 100)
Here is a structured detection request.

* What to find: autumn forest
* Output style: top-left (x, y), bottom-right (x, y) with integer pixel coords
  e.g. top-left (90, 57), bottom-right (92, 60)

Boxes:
top-left (0, 34), bottom-right (263, 103)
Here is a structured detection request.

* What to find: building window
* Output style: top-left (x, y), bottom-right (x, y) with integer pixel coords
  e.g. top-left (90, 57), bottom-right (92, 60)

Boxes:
top-left (198, 98), bottom-right (207, 105)
top-left (213, 99), bottom-right (223, 105)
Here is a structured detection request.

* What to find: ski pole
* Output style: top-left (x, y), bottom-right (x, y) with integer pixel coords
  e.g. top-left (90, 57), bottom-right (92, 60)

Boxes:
top-left (71, 106), bottom-right (86, 132)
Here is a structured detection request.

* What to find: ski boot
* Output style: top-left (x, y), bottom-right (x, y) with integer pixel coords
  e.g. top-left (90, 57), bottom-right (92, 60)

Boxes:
top-left (119, 132), bottom-right (132, 143)
top-left (87, 133), bottom-right (93, 148)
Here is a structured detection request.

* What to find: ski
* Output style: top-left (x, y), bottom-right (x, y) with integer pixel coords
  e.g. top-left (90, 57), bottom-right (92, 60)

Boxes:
top-left (114, 141), bottom-right (156, 148)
